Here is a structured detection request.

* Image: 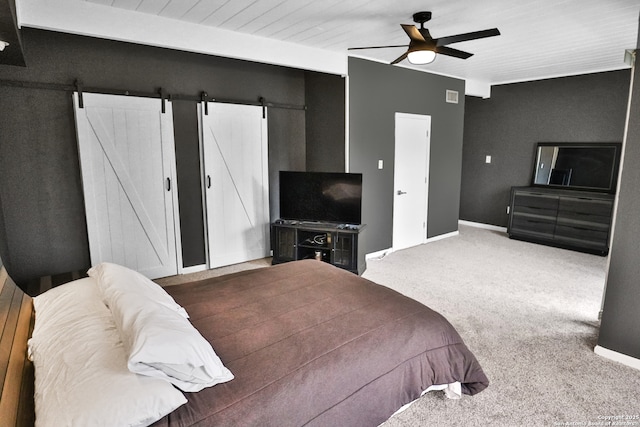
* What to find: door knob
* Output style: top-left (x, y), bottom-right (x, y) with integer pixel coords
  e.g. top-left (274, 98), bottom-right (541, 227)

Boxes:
top-left (397, 190), bottom-right (407, 195)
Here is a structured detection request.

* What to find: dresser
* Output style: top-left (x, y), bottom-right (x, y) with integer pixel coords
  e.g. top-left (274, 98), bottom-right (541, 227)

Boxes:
top-left (508, 186), bottom-right (614, 255)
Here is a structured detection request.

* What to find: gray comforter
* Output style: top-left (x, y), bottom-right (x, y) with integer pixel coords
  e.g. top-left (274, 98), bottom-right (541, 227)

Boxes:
top-left (154, 259), bottom-right (488, 426)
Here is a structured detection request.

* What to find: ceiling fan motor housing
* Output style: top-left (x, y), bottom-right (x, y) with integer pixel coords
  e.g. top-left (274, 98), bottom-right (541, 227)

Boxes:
top-left (413, 11), bottom-right (432, 26)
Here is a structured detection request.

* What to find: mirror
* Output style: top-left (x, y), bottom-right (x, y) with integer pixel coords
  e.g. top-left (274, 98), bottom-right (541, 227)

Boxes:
top-left (532, 142), bottom-right (622, 193)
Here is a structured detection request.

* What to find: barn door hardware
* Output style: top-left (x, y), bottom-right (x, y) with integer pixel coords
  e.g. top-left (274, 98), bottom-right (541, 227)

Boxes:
top-left (259, 97), bottom-right (266, 118)
top-left (75, 79), bottom-right (84, 108)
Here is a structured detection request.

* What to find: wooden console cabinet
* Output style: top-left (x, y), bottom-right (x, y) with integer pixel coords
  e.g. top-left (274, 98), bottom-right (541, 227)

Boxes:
top-left (272, 221), bottom-right (366, 275)
top-left (508, 186), bottom-right (614, 255)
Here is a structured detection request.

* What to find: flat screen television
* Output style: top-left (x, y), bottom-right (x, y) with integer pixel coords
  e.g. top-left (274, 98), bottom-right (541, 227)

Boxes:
top-left (279, 171), bottom-right (362, 225)
top-left (531, 142), bottom-right (622, 194)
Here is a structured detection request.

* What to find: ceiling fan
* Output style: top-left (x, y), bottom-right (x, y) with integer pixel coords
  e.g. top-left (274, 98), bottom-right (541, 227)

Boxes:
top-left (348, 11), bottom-right (500, 65)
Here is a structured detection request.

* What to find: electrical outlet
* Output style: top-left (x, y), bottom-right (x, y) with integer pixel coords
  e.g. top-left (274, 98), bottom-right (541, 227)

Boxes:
top-left (485, 155), bottom-right (492, 164)
top-left (506, 206), bottom-right (510, 214)
top-left (378, 160), bottom-right (384, 169)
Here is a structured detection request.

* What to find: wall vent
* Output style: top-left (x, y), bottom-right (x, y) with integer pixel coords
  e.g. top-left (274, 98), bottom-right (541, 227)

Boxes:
top-left (446, 90), bottom-right (459, 104)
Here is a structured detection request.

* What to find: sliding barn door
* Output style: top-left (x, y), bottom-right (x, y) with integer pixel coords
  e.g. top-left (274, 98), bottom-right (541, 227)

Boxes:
top-left (74, 93), bottom-right (181, 279)
top-left (200, 102), bottom-right (269, 268)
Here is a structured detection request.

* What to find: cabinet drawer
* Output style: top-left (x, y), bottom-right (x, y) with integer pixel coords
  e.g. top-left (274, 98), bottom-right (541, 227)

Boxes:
top-left (558, 196), bottom-right (613, 217)
top-left (554, 225), bottom-right (608, 244)
top-left (513, 205), bottom-right (557, 218)
top-left (510, 215), bottom-right (556, 237)
top-left (513, 192), bottom-right (559, 210)
top-left (511, 211), bottom-right (556, 225)
top-left (556, 212), bottom-right (611, 227)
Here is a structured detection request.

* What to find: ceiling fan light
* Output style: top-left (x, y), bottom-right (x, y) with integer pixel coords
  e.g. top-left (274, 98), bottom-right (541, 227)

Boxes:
top-left (407, 50), bottom-right (436, 64)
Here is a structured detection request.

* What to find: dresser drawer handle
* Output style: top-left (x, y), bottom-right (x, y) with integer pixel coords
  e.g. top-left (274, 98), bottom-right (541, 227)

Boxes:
top-left (570, 226), bottom-right (594, 231)
top-left (526, 220), bottom-right (549, 224)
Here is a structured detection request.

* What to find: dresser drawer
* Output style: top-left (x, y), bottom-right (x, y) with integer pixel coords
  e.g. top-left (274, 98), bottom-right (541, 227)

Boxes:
top-left (554, 226), bottom-right (609, 252)
top-left (510, 215), bottom-right (556, 238)
top-left (554, 224), bottom-right (608, 244)
top-left (513, 192), bottom-right (559, 210)
top-left (558, 196), bottom-right (613, 217)
top-left (513, 205), bottom-right (557, 218)
top-left (556, 211), bottom-right (611, 227)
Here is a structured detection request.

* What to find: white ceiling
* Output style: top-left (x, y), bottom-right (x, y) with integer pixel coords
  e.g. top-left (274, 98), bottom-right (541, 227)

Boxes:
top-left (15, 0), bottom-right (640, 94)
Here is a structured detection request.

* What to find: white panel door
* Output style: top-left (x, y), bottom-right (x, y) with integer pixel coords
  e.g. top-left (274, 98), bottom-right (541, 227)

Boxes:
top-left (201, 102), bottom-right (269, 268)
top-left (74, 93), bottom-right (181, 279)
top-left (393, 113), bottom-right (431, 251)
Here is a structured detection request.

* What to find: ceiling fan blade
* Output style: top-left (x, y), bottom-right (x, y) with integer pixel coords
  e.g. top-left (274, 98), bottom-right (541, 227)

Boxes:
top-left (348, 44), bottom-right (408, 51)
top-left (435, 28), bottom-right (500, 47)
top-left (401, 24), bottom-right (426, 43)
top-left (390, 51), bottom-right (409, 65)
top-left (435, 46), bottom-right (473, 59)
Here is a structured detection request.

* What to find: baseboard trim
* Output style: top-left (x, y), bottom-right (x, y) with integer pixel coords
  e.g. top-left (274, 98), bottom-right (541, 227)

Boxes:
top-left (367, 230), bottom-right (460, 259)
top-left (181, 264), bottom-right (208, 275)
top-left (459, 220), bottom-right (507, 233)
top-left (594, 345), bottom-right (640, 371)
top-left (366, 248), bottom-right (393, 260)
top-left (426, 230), bottom-right (459, 243)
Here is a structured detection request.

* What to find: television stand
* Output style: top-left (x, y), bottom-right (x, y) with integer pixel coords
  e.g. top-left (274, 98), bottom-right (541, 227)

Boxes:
top-left (272, 221), bottom-right (366, 275)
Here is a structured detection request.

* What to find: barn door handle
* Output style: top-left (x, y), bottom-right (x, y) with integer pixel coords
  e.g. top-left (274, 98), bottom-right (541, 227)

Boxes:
top-left (397, 190), bottom-right (407, 195)
top-left (207, 175), bottom-right (211, 189)
top-left (166, 177), bottom-right (171, 191)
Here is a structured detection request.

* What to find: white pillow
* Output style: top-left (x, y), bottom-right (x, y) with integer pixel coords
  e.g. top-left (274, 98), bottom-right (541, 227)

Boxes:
top-left (103, 283), bottom-right (234, 392)
top-left (88, 262), bottom-right (189, 318)
top-left (29, 277), bottom-right (187, 427)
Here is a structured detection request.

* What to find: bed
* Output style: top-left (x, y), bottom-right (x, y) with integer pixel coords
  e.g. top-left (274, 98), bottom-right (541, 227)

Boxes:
top-left (0, 266), bottom-right (35, 427)
top-left (1, 259), bottom-right (488, 426)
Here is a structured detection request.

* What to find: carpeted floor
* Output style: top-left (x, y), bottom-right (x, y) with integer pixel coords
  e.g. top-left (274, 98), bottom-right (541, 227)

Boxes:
top-left (370, 225), bottom-right (640, 426)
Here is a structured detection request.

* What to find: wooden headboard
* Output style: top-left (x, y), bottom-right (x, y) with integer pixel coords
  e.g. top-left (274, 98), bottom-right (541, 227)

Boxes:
top-left (0, 266), bottom-right (35, 426)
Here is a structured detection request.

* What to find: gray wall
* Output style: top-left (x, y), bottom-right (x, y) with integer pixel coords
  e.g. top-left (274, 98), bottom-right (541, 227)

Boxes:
top-left (348, 57), bottom-right (466, 255)
top-left (171, 100), bottom-right (206, 266)
top-left (305, 71), bottom-right (346, 172)
top-left (598, 49), bottom-right (640, 359)
top-left (461, 70), bottom-right (630, 227)
top-left (266, 71), bottom-right (347, 224)
top-left (0, 85), bottom-right (88, 283)
top-left (0, 28), bottom-right (344, 283)
top-left (267, 108), bottom-right (307, 223)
